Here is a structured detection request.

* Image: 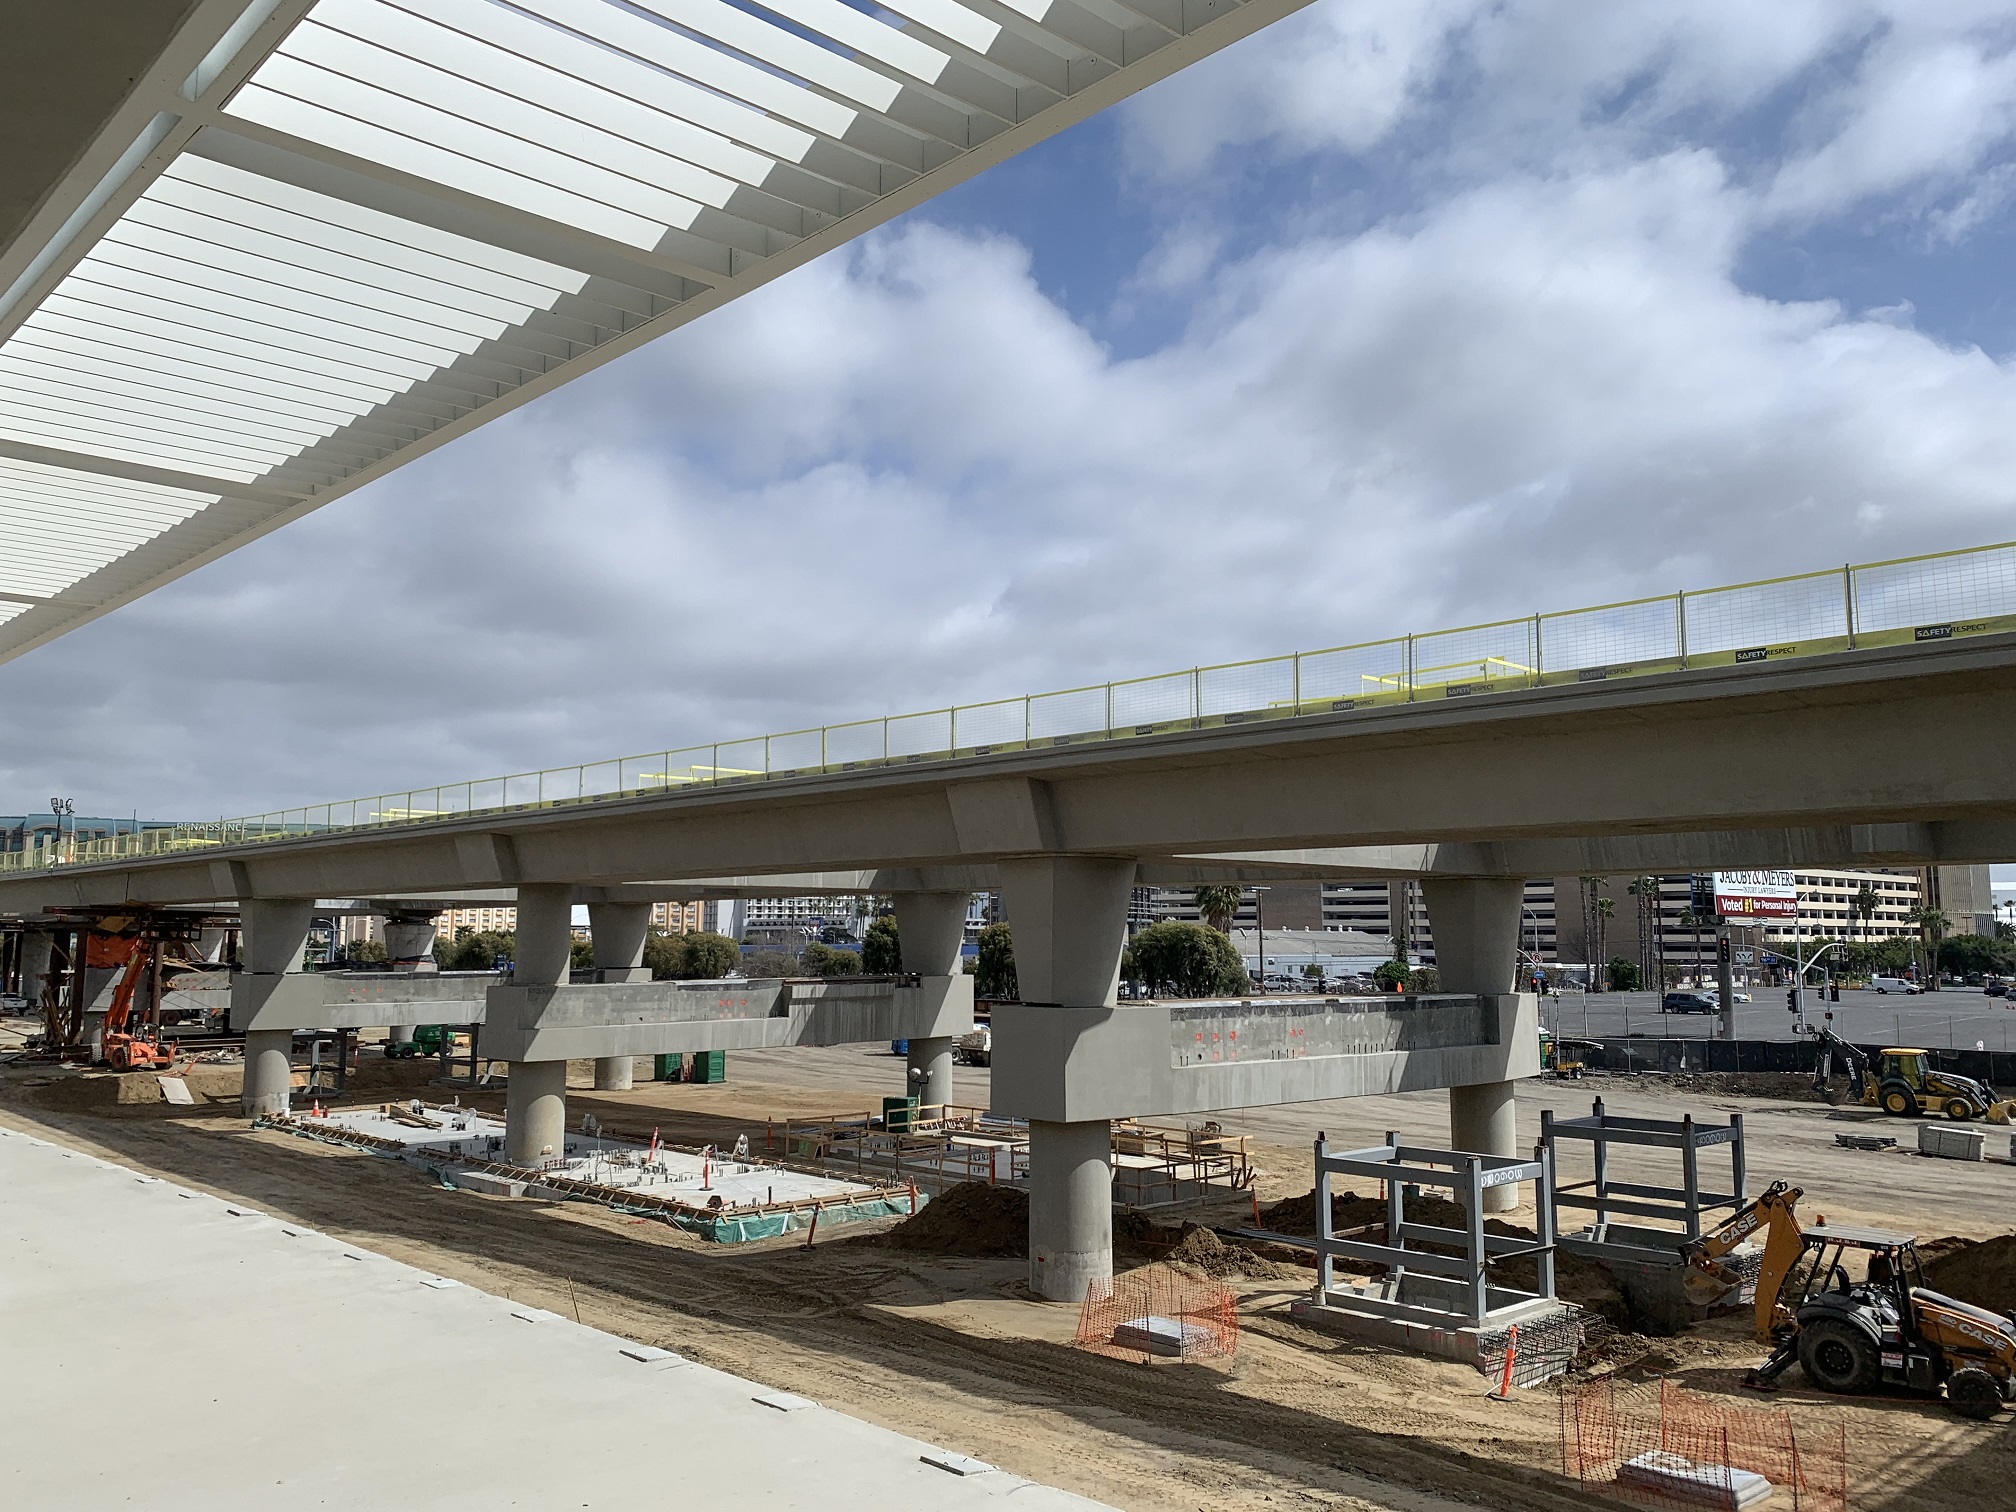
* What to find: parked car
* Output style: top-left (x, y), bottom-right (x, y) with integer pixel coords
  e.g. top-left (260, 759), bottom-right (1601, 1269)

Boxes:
top-left (1869, 976), bottom-right (1922, 995)
top-left (1985, 980), bottom-right (2009, 999)
top-left (1661, 991), bottom-right (1716, 1014)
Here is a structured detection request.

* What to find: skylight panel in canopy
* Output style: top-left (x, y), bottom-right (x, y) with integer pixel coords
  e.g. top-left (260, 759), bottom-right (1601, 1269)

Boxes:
top-left (0, 0), bottom-right (1307, 662)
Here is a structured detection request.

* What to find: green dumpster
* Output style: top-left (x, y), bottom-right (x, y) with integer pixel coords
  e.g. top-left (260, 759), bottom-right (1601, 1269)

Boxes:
top-left (653, 1052), bottom-right (685, 1082)
top-left (883, 1095), bottom-right (919, 1132)
top-left (690, 1049), bottom-right (726, 1084)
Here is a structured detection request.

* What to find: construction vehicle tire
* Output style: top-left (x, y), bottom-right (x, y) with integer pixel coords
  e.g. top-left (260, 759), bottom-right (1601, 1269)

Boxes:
top-left (1946, 1367), bottom-right (2004, 1421)
top-left (1881, 1085), bottom-right (1917, 1117)
top-left (1799, 1319), bottom-right (1881, 1394)
top-left (1946, 1099), bottom-right (1975, 1121)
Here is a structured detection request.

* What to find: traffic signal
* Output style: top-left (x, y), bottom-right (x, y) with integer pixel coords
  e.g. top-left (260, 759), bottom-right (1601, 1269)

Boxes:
top-left (1786, 989), bottom-right (1797, 1010)
top-left (1717, 935), bottom-right (1731, 965)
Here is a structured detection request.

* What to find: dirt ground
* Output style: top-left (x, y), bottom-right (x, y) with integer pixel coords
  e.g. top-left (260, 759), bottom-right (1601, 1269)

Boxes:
top-left (3, 1036), bottom-right (2012, 1512)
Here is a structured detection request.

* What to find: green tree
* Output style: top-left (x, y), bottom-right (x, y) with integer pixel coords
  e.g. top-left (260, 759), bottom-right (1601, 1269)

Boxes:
top-left (1853, 884), bottom-right (1879, 943)
top-left (1910, 906), bottom-right (1952, 988)
top-left (1130, 921), bottom-right (1249, 998)
top-left (336, 938), bottom-right (388, 967)
top-left (643, 929), bottom-right (684, 980)
top-left (976, 922), bottom-right (1018, 1000)
top-left (570, 937), bottom-right (595, 971)
top-left (1939, 933), bottom-right (2016, 979)
top-left (436, 929), bottom-right (514, 971)
top-left (655, 930), bottom-right (740, 980)
top-left (1608, 957), bottom-right (1641, 992)
top-left (1409, 966), bottom-right (1441, 992)
top-left (800, 942), bottom-right (862, 977)
top-left (744, 948), bottom-right (800, 978)
top-left (1192, 885), bottom-right (1245, 933)
top-left (862, 915), bottom-right (902, 974)
top-left (1373, 959), bottom-right (1411, 992)
top-left (1594, 894), bottom-right (1616, 986)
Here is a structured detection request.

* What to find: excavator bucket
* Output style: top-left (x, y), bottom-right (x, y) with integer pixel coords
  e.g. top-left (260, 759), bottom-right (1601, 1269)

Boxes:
top-left (1986, 1101), bottom-right (2014, 1126)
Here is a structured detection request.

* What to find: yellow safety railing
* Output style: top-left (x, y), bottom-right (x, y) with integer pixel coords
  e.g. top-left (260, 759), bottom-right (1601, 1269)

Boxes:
top-left (7, 538), bottom-right (2014, 874)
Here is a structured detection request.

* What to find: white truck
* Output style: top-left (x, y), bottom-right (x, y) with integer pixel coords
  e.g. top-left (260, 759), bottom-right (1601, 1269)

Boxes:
top-left (955, 1026), bottom-right (991, 1066)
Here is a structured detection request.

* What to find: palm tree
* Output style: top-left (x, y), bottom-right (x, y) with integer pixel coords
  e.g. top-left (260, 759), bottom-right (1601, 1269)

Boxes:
top-left (1909, 905), bottom-right (1951, 989)
top-left (1192, 885), bottom-right (1244, 934)
top-left (1628, 876), bottom-right (1659, 983)
top-left (1853, 884), bottom-right (1878, 944)
top-left (1594, 895), bottom-right (1616, 988)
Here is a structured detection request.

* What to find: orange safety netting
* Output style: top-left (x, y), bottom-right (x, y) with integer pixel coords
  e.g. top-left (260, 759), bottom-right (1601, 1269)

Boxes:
top-left (1561, 1378), bottom-right (1847, 1512)
top-left (1074, 1263), bottom-right (1239, 1365)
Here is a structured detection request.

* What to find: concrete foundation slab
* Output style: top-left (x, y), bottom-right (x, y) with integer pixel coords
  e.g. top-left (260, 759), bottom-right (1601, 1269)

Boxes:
top-left (0, 1127), bottom-right (1110, 1511)
top-left (1288, 1291), bottom-right (1577, 1373)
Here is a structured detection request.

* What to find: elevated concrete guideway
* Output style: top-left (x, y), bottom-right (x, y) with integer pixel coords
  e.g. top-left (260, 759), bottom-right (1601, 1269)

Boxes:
top-left (6, 630), bottom-right (2013, 913)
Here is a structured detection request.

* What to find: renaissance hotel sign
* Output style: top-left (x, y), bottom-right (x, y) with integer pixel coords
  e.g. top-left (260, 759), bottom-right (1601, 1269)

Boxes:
top-left (1713, 871), bottom-right (1799, 920)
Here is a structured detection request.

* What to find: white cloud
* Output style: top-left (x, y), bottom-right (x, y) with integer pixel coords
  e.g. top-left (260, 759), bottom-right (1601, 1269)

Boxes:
top-left (6, 1), bottom-right (2016, 824)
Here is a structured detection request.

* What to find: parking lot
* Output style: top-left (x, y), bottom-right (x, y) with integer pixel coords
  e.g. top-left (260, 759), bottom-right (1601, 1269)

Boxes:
top-left (1540, 985), bottom-right (2016, 1049)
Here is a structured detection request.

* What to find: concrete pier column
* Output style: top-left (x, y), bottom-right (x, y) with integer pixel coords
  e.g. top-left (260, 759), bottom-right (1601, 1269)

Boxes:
top-left (1027, 1119), bottom-right (1114, 1303)
top-left (506, 884), bottom-right (574, 1161)
top-left (894, 891), bottom-right (970, 1112)
top-left (1422, 876), bottom-right (1524, 1212)
top-left (19, 930), bottom-right (53, 1007)
top-left (382, 912), bottom-right (441, 974)
top-left (243, 1029), bottom-right (295, 1117)
top-left (906, 1038), bottom-right (954, 1109)
top-left (997, 856), bottom-right (1137, 1301)
top-left (593, 1057), bottom-right (634, 1091)
top-left (506, 1059), bottom-right (568, 1164)
top-left (589, 901), bottom-right (651, 1092)
top-left (237, 900), bottom-right (315, 1118)
top-left (195, 927), bottom-right (228, 964)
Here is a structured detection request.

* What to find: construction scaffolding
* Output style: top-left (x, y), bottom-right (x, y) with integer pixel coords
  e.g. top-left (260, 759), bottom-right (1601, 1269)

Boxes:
top-left (1543, 1100), bottom-right (1757, 1330)
top-left (1309, 1129), bottom-right (1558, 1329)
top-left (1543, 1099), bottom-right (1748, 1240)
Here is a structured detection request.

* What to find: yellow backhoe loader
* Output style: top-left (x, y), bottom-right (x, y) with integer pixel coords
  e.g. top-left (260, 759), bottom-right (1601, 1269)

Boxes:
top-left (1680, 1180), bottom-right (2016, 1419)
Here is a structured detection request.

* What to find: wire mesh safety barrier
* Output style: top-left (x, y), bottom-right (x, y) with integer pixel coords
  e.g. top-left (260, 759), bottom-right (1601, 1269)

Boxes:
top-left (1073, 1262), bottom-right (1240, 1365)
top-left (1560, 1377), bottom-right (1848, 1512)
top-left (10, 539), bottom-right (2016, 874)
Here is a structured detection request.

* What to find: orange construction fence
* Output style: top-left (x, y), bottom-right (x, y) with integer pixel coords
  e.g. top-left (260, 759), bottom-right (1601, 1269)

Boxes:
top-left (1561, 1378), bottom-right (1847, 1512)
top-left (1073, 1263), bottom-right (1239, 1366)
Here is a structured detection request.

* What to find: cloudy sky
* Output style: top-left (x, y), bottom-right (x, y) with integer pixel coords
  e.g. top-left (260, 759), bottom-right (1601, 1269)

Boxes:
top-left (6, 1), bottom-right (2016, 835)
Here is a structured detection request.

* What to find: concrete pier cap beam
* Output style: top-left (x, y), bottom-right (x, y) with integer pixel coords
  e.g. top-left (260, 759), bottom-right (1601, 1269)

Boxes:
top-left (236, 900), bottom-right (316, 1118)
top-left (894, 891), bottom-right (971, 1110)
top-left (1422, 877), bottom-right (1524, 1213)
top-left (997, 856), bottom-right (1136, 1301)
top-left (589, 901), bottom-right (653, 1091)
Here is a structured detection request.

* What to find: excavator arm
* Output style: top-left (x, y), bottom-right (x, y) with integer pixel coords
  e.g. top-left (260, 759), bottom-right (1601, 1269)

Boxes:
top-left (1679, 1180), bottom-right (1807, 1338)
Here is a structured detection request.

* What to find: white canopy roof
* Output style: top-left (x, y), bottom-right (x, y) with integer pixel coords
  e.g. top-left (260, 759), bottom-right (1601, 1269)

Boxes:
top-left (0, 0), bottom-right (1305, 660)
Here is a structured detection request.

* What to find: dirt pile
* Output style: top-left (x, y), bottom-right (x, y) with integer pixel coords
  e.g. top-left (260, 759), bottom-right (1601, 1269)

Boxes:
top-left (1655, 1072), bottom-right (1829, 1103)
top-left (1921, 1233), bottom-right (2016, 1317)
top-left (878, 1181), bottom-right (1028, 1257)
top-left (1158, 1222), bottom-right (1297, 1281)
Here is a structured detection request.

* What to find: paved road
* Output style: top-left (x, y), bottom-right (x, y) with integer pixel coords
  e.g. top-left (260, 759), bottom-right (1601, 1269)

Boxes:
top-left (1538, 986), bottom-right (2016, 1050)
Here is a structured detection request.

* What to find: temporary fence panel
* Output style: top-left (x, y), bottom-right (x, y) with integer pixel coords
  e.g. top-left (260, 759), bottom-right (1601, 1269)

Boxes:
top-left (1074, 1262), bottom-right (1239, 1365)
top-left (1560, 1377), bottom-right (1847, 1512)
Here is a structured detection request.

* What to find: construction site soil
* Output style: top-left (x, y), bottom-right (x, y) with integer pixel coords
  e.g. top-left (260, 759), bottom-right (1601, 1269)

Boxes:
top-left (3, 1039), bottom-right (2012, 1512)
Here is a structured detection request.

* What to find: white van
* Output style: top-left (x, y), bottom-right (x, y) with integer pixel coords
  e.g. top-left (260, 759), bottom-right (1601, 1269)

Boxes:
top-left (1870, 976), bottom-right (1921, 995)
